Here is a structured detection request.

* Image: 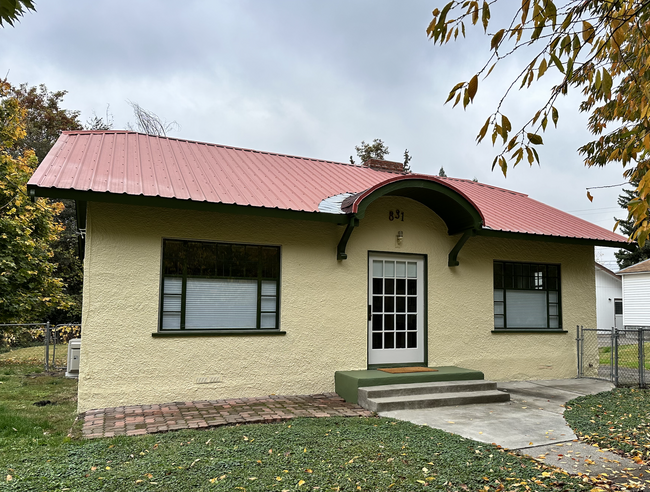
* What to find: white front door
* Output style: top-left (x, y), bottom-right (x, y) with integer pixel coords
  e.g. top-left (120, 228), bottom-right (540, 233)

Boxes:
top-left (368, 254), bottom-right (425, 365)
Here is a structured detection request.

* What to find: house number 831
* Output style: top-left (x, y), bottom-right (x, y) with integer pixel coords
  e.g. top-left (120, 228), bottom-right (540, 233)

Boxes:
top-left (388, 210), bottom-right (404, 221)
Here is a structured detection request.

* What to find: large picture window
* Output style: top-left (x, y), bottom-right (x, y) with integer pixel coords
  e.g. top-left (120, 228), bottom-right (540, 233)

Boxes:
top-left (160, 239), bottom-right (280, 331)
top-left (493, 261), bottom-right (561, 330)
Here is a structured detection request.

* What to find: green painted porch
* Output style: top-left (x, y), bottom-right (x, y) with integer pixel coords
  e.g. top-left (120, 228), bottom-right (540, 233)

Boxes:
top-left (335, 366), bottom-right (484, 404)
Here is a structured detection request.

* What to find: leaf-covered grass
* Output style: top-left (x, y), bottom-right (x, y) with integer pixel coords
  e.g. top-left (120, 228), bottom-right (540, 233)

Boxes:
top-left (0, 343), bottom-right (68, 366)
top-left (0, 360), bottom-right (619, 491)
top-left (565, 387), bottom-right (650, 461)
top-left (599, 343), bottom-right (650, 370)
top-left (0, 360), bottom-right (79, 442)
top-left (2, 417), bottom-right (593, 491)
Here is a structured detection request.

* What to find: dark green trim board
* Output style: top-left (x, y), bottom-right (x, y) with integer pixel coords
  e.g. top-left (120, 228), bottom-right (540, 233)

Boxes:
top-left (476, 228), bottom-right (633, 251)
top-left (337, 216), bottom-right (359, 260)
top-left (448, 228), bottom-right (475, 267)
top-left (492, 329), bottom-right (568, 334)
top-left (353, 179), bottom-right (484, 235)
top-left (75, 200), bottom-right (87, 260)
top-left (27, 186), bottom-right (351, 225)
top-left (335, 366), bottom-right (485, 404)
top-left (152, 330), bottom-right (287, 337)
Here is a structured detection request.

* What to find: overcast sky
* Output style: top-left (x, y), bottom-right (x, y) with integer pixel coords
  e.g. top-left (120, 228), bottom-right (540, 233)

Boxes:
top-left (1, 1), bottom-right (631, 268)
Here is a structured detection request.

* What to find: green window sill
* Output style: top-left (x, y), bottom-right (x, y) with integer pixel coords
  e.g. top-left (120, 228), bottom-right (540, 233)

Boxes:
top-left (491, 329), bottom-right (567, 334)
top-left (152, 330), bottom-right (286, 337)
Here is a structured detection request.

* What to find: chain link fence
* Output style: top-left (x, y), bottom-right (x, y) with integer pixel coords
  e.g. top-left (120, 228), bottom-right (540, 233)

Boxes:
top-left (0, 322), bottom-right (81, 371)
top-left (577, 325), bottom-right (650, 388)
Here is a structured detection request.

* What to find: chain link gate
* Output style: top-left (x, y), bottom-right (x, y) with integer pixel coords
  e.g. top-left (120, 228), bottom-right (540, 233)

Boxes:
top-left (0, 323), bottom-right (81, 371)
top-left (577, 325), bottom-right (649, 388)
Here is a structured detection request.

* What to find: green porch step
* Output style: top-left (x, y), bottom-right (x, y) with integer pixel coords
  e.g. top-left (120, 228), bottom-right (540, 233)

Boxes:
top-left (335, 366), bottom-right (484, 404)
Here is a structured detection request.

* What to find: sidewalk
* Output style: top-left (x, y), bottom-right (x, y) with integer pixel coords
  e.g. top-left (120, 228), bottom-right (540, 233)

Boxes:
top-left (82, 393), bottom-right (373, 439)
top-left (380, 378), bottom-right (650, 488)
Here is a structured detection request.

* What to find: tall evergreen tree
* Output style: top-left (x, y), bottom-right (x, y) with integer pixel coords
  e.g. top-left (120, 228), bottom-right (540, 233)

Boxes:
top-left (615, 183), bottom-right (650, 269)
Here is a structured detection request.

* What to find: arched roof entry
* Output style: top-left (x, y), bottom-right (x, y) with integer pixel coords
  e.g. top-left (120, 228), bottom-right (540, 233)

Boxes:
top-left (342, 175), bottom-right (484, 234)
top-left (337, 175), bottom-right (485, 265)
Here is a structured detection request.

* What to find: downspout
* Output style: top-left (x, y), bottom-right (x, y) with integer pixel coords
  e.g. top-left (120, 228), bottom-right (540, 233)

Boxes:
top-left (337, 215), bottom-right (359, 260)
top-left (76, 201), bottom-right (87, 260)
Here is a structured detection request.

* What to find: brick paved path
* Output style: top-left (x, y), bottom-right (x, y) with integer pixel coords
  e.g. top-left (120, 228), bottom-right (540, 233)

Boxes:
top-left (82, 393), bottom-right (373, 439)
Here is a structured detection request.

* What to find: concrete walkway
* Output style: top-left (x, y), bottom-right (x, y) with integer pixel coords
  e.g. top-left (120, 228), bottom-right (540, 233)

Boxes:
top-left (82, 393), bottom-right (372, 439)
top-left (380, 378), bottom-right (650, 487)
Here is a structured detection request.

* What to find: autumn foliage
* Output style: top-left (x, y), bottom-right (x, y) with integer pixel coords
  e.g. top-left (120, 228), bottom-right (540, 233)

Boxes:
top-left (428, 0), bottom-right (650, 245)
top-left (0, 79), bottom-right (67, 323)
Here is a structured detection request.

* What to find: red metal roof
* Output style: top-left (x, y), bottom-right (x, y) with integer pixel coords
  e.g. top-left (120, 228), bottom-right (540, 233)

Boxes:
top-left (28, 130), bottom-right (628, 245)
top-left (437, 177), bottom-right (627, 242)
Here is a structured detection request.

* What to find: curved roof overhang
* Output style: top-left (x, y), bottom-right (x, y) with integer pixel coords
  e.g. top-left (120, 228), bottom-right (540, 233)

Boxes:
top-left (342, 175), bottom-right (484, 235)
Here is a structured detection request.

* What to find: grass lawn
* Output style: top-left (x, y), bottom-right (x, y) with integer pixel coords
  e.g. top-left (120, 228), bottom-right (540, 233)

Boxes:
top-left (0, 355), bottom-right (619, 491)
top-left (3, 418), bottom-right (594, 491)
top-left (565, 387), bottom-right (650, 462)
top-left (599, 343), bottom-right (650, 370)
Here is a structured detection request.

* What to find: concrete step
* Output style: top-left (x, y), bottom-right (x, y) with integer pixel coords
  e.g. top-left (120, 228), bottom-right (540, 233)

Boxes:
top-left (357, 380), bottom-right (510, 412)
top-left (361, 389), bottom-right (510, 412)
top-left (360, 380), bottom-right (499, 399)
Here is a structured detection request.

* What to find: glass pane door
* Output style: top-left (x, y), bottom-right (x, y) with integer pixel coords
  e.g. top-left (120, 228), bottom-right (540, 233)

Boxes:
top-left (368, 254), bottom-right (425, 365)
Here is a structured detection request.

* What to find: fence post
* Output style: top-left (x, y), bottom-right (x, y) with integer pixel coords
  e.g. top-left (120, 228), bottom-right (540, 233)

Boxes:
top-left (614, 328), bottom-right (620, 387)
top-left (610, 327), bottom-right (614, 382)
top-left (576, 325), bottom-right (582, 378)
top-left (639, 328), bottom-right (645, 389)
top-left (44, 321), bottom-right (50, 372)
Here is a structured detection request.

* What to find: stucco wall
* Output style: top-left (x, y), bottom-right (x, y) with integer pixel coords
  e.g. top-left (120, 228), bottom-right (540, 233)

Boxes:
top-left (78, 198), bottom-right (594, 411)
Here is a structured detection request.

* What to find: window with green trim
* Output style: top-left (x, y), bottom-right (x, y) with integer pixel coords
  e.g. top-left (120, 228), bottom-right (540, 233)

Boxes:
top-left (160, 239), bottom-right (280, 331)
top-left (493, 261), bottom-right (561, 330)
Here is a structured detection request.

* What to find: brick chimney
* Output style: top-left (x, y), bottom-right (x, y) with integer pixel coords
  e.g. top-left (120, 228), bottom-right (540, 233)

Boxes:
top-left (362, 158), bottom-right (404, 174)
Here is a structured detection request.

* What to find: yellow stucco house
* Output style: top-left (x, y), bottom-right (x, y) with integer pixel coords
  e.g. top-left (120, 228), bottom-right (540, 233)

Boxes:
top-left (28, 131), bottom-right (630, 412)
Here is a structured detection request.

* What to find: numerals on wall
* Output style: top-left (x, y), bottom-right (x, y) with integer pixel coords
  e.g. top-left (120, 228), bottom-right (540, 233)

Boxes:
top-left (388, 210), bottom-right (405, 221)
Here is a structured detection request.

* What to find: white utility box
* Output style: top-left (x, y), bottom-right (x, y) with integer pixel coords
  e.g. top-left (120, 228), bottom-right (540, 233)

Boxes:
top-left (65, 338), bottom-right (81, 378)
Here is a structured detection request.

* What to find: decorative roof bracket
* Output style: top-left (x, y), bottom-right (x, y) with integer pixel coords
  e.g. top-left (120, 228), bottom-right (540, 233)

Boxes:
top-left (448, 228), bottom-right (476, 267)
top-left (337, 216), bottom-right (359, 260)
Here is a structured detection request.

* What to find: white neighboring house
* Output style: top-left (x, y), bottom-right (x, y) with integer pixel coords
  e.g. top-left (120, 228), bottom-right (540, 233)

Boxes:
top-left (595, 263), bottom-right (623, 331)
top-left (617, 258), bottom-right (650, 329)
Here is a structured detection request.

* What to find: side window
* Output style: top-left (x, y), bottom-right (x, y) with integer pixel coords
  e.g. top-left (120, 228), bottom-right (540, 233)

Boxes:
top-left (493, 261), bottom-right (561, 330)
top-left (614, 299), bottom-right (623, 315)
top-left (160, 239), bottom-right (280, 331)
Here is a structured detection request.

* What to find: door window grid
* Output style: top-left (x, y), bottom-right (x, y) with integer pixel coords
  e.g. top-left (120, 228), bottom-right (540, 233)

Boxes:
top-left (371, 260), bottom-right (418, 350)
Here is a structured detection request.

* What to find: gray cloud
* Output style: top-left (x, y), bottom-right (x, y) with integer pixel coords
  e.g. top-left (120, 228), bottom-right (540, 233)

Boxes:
top-left (0, 0), bottom-right (629, 267)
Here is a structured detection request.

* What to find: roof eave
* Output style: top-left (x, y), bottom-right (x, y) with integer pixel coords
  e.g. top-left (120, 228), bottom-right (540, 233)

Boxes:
top-left (27, 185), bottom-right (351, 225)
top-left (476, 228), bottom-right (634, 250)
